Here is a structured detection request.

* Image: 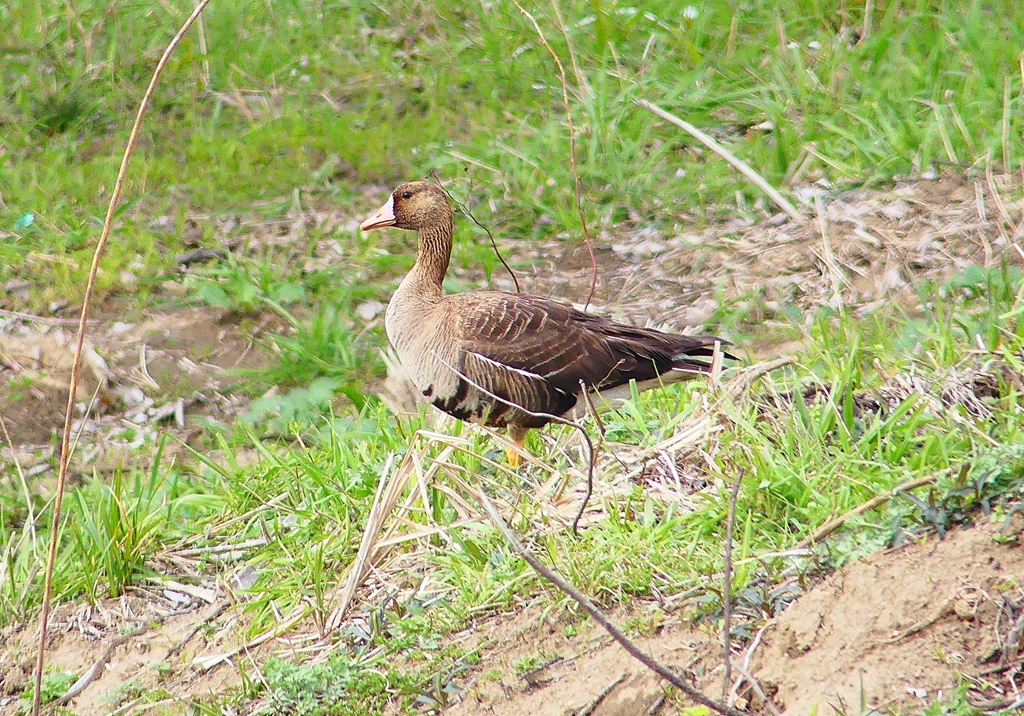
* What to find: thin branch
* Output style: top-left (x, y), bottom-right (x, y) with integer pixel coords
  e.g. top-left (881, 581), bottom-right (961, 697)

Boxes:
top-left (167, 602), bottom-right (229, 657)
top-left (510, 0), bottom-right (599, 308)
top-left (794, 472), bottom-right (940, 549)
top-left (430, 350), bottom-right (596, 534)
top-left (722, 469), bottom-right (745, 701)
top-left (0, 308), bottom-right (97, 325)
top-left (31, 3), bottom-right (212, 715)
top-left (634, 99), bottom-right (806, 223)
top-left (431, 169), bottom-right (520, 292)
top-left (548, 0), bottom-right (592, 101)
top-left (478, 492), bottom-right (749, 716)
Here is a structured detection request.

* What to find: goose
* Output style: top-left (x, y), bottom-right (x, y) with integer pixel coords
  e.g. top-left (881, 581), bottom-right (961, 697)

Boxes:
top-left (361, 181), bottom-right (729, 464)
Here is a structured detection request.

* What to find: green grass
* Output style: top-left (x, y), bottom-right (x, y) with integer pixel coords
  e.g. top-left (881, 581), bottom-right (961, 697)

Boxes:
top-left (4, 1), bottom-right (1024, 714)
top-left (4, 0), bottom-right (1024, 305)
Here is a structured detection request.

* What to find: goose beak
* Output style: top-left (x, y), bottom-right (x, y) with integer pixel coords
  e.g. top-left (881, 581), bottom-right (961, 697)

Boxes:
top-left (360, 196), bottom-right (396, 231)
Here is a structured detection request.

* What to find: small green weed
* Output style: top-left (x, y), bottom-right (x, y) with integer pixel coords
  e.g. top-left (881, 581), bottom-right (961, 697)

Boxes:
top-left (262, 653), bottom-right (420, 716)
top-left (0, 446), bottom-right (221, 622)
top-left (513, 653), bottom-right (550, 675)
top-left (67, 464), bottom-right (221, 601)
top-left (920, 683), bottom-right (982, 716)
top-left (17, 669), bottom-right (77, 712)
top-left (189, 257), bottom-right (307, 317)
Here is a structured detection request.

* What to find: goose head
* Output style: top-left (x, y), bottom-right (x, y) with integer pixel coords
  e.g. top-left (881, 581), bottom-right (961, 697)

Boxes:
top-left (360, 181), bottom-right (452, 232)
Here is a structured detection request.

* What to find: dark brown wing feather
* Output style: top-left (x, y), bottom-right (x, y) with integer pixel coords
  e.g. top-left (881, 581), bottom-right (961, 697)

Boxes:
top-left (451, 291), bottom-right (726, 422)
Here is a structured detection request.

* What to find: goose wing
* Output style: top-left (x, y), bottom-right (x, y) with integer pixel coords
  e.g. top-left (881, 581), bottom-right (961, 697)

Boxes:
top-left (453, 292), bottom-right (720, 418)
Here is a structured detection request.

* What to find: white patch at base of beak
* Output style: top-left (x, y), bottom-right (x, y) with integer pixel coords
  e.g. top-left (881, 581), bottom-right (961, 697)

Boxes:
top-left (360, 195), bottom-right (397, 231)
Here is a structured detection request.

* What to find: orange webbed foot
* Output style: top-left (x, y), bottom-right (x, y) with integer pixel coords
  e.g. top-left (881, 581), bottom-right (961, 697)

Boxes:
top-left (506, 425), bottom-right (528, 468)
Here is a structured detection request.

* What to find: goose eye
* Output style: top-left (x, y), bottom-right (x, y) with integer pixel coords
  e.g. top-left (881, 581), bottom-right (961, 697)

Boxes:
top-left (401, 191), bottom-right (412, 199)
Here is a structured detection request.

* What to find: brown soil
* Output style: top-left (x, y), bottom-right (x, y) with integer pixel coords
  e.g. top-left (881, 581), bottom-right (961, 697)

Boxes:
top-left (752, 516), bottom-right (1024, 715)
top-left (0, 306), bottom-right (270, 478)
top-left (0, 597), bottom-right (249, 715)
top-left (440, 518), bottom-right (1024, 716)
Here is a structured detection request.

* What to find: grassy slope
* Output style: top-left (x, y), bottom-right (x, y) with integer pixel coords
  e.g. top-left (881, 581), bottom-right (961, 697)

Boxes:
top-left (3, 0), bottom-right (1024, 713)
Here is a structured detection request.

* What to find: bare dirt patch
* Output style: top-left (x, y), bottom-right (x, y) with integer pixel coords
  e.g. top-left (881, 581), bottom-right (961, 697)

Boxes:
top-left (0, 596), bottom-right (249, 715)
top-left (439, 518), bottom-right (1024, 716)
top-left (751, 517), bottom-right (1024, 715)
top-left (0, 306), bottom-right (270, 477)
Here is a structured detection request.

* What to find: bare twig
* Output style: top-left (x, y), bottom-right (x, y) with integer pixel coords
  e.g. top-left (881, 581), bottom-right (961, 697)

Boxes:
top-left (578, 672), bottom-right (626, 716)
top-left (795, 472), bottom-right (940, 549)
top-left (196, 7), bottom-right (211, 87)
top-left (722, 469), bottom-right (745, 701)
top-left (510, 0), bottom-right (599, 308)
top-left (734, 664), bottom-right (782, 716)
top-left (548, 0), bottom-right (593, 101)
top-left (31, 3), bottom-right (212, 715)
top-left (167, 602), bottom-right (229, 657)
top-left (479, 492), bottom-right (748, 716)
top-left (634, 99), bottom-right (805, 223)
top-left (728, 625), bottom-right (781, 716)
top-left (0, 308), bottom-right (96, 325)
top-left (884, 595), bottom-right (956, 643)
top-left (431, 169), bottom-right (520, 292)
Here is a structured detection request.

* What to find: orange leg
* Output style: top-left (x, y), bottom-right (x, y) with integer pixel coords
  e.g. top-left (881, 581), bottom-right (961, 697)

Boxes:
top-left (506, 425), bottom-right (528, 467)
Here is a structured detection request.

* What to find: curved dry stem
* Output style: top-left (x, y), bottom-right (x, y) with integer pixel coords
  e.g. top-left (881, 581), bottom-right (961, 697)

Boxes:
top-left (431, 169), bottom-right (521, 293)
top-left (510, 0), bottom-right (599, 309)
top-left (31, 3), bottom-right (212, 715)
top-left (430, 350), bottom-right (597, 534)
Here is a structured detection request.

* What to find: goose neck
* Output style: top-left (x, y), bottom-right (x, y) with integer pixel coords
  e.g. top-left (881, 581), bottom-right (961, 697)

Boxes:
top-left (409, 220), bottom-right (453, 295)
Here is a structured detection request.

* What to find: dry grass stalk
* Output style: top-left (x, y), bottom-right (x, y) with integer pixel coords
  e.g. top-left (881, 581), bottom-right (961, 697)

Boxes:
top-left (635, 99), bottom-right (806, 223)
top-left (509, 0), bottom-right (599, 307)
top-left (325, 451), bottom-right (406, 632)
top-left (31, 3), bottom-right (212, 714)
top-left (721, 469), bottom-right (744, 701)
top-left (795, 472), bottom-right (940, 549)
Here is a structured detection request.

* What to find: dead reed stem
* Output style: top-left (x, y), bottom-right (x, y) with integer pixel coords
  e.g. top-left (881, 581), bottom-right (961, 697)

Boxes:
top-left (31, 3), bottom-right (212, 714)
top-left (722, 469), bottom-right (744, 702)
top-left (795, 472), bottom-right (940, 549)
top-left (634, 99), bottom-right (806, 223)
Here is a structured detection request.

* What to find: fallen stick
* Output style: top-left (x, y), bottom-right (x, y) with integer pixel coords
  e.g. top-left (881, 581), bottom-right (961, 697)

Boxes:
top-left (479, 491), bottom-right (748, 716)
